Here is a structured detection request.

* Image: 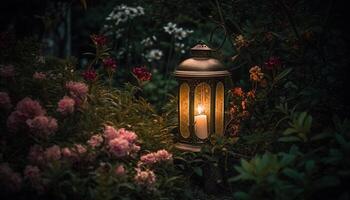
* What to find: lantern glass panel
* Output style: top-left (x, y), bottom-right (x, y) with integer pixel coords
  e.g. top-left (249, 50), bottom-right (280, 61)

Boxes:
top-left (215, 82), bottom-right (224, 135)
top-left (179, 83), bottom-right (190, 138)
top-left (194, 82), bottom-right (211, 138)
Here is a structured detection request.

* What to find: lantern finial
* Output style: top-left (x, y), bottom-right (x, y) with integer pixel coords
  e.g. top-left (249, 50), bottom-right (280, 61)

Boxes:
top-left (190, 42), bottom-right (212, 58)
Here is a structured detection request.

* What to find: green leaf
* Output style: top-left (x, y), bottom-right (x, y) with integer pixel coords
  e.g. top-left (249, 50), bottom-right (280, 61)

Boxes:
top-left (283, 128), bottom-right (297, 135)
top-left (305, 160), bottom-right (315, 173)
top-left (234, 191), bottom-right (250, 200)
top-left (310, 132), bottom-right (332, 141)
top-left (280, 154), bottom-right (295, 167)
top-left (283, 168), bottom-right (303, 181)
top-left (297, 112), bottom-right (308, 127)
top-left (193, 167), bottom-right (203, 177)
top-left (278, 136), bottom-right (300, 142)
top-left (275, 68), bottom-right (292, 82)
top-left (241, 159), bottom-right (253, 172)
top-left (304, 115), bottom-right (312, 132)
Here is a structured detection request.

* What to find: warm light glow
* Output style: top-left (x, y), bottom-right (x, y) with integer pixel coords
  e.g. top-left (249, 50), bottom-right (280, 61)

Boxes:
top-left (197, 104), bottom-right (204, 115)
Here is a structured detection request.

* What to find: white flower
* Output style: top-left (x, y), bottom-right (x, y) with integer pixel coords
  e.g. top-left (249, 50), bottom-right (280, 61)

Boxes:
top-left (145, 49), bottom-right (163, 62)
top-left (141, 36), bottom-right (157, 47)
top-left (163, 22), bottom-right (193, 40)
top-left (163, 22), bottom-right (177, 34)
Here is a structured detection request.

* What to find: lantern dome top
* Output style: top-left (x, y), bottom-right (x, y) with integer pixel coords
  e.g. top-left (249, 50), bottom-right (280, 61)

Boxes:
top-left (175, 42), bottom-right (230, 78)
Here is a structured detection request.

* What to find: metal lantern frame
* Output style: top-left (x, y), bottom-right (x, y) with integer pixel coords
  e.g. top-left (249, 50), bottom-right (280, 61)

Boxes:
top-left (174, 42), bottom-right (230, 152)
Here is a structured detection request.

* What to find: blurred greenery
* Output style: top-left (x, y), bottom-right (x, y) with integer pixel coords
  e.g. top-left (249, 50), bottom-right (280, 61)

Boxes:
top-left (1, 0), bottom-right (350, 199)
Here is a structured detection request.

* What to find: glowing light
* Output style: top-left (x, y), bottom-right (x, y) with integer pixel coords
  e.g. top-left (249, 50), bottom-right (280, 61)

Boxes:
top-left (197, 104), bottom-right (204, 115)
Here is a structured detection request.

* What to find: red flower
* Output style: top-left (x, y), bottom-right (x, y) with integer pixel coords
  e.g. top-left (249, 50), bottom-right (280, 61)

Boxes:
top-left (82, 69), bottom-right (97, 81)
top-left (264, 56), bottom-right (281, 70)
top-left (90, 34), bottom-right (107, 46)
top-left (132, 66), bottom-right (152, 81)
top-left (102, 58), bottom-right (117, 71)
top-left (231, 87), bottom-right (244, 97)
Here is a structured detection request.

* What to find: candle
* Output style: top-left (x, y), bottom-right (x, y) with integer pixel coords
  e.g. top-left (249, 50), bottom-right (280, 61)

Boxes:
top-left (194, 105), bottom-right (208, 139)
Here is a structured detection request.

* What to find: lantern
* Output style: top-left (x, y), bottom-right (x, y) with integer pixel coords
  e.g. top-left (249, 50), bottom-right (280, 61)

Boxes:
top-left (174, 42), bottom-right (230, 151)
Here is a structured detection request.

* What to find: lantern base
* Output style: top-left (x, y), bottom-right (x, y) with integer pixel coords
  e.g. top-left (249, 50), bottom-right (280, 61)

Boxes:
top-left (174, 142), bottom-right (201, 152)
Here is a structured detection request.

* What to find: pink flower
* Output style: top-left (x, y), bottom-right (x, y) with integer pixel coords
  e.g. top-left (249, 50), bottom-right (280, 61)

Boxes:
top-left (155, 149), bottom-right (172, 161)
top-left (0, 92), bottom-right (12, 110)
top-left (57, 96), bottom-right (75, 115)
top-left (24, 165), bottom-right (41, 180)
top-left (102, 58), bottom-right (117, 71)
top-left (44, 145), bottom-right (61, 161)
top-left (82, 69), bottom-right (97, 82)
top-left (0, 64), bottom-right (15, 78)
top-left (65, 81), bottom-right (89, 105)
top-left (117, 128), bottom-right (138, 143)
top-left (15, 97), bottom-right (46, 118)
top-left (132, 66), bottom-right (152, 81)
top-left (114, 165), bottom-right (126, 176)
top-left (139, 153), bottom-right (158, 166)
top-left (26, 116), bottom-right (58, 138)
top-left (134, 168), bottom-right (156, 189)
top-left (7, 97), bottom-right (46, 132)
top-left (91, 34), bottom-right (107, 46)
top-left (87, 134), bottom-right (103, 148)
top-left (138, 149), bottom-right (172, 166)
top-left (74, 144), bottom-right (87, 155)
top-left (103, 125), bottom-right (119, 141)
top-left (264, 56), bottom-right (281, 70)
top-left (108, 138), bottom-right (130, 157)
top-left (24, 165), bottom-right (45, 193)
top-left (6, 111), bottom-right (28, 132)
top-left (104, 126), bottom-right (140, 158)
top-left (130, 144), bottom-right (141, 155)
top-left (61, 147), bottom-right (72, 158)
top-left (0, 163), bottom-right (22, 192)
top-left (33, 72), bottom-right (46, 80)
top-left (28, 145), bottom-right (45, 166)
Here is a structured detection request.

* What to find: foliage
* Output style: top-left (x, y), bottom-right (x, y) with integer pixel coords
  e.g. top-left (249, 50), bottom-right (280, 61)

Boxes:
top-left (1, 0), bottom-right (349, 199)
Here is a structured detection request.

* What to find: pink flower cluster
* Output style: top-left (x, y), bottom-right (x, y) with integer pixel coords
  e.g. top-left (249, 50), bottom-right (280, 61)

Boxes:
top-left (0, 92), bottom-right (12, 110)
top-left (104, 126), bottom-right (140, 158)
top-left (57, 96), bottom-right (75, 115)
top-left (27, 116), bottom-right (58, 138)
top-left (61, 144), bottom-right (88, 162)
top-left (87, 134), bottom-right (103, 148)
top-left (138, 149), bottom-right (172, 167)
top-left (24, 165), bottom-right (41, 181)
top-left (33, 72), bottom-right (46, 80)
top-left (65, 81), bottom-right (89, 105)
top-left (0, 64), bottom-right (15, 78)
top-left (114, 165), bottom-right (126, 176)
top-left (44, 145), bottom-right (62, 161)
top-left (23, 165), bottom-right (45, 193)
top-left (82, 69), bottom-right (97, 82)
top-left (28, 145), bottom-right (45, 166)
top-left (103, 58), bottom-right (117, 71)
top-left (132, 66), bottom-right (152, 81)
top-left (28, 144), bottom-right (88, 165)
top-left (91, 34), bottom-right (107, 46)
top-left (264, 56), bottom-right (281, 70)
top-left (0, 163), bottom-right (22, 192)
top-left (134, 168), bottom-right (156, 189)
top-left (6, 97), bottom-right (58, 136)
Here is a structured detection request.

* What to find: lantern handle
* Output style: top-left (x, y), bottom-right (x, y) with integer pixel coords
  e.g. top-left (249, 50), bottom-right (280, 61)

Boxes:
top-left (209, 24), bottom-right (227, 52)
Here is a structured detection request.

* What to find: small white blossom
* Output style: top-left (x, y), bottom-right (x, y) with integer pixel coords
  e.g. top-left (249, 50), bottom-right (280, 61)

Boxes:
top-left (141, 36), bottom-right (157, 47)
top-left (144, 49), bottom-right (163, 62)
top-left (163, 22), bottom-right (178, 34)
top-left (163, 22), bottom-right (193, 40)
top-left (104, 4), bottom-right (145, 38)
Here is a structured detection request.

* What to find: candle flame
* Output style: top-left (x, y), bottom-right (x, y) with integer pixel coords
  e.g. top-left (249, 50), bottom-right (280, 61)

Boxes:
top-left (197, 104), bottom-right (204, 114)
